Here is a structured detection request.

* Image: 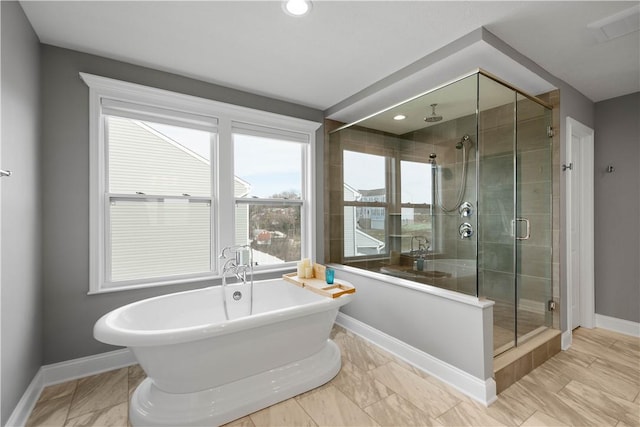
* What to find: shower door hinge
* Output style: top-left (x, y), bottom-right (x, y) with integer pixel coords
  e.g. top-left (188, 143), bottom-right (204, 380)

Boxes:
top-left (547, 126), bottom-right (555, 137)
top-left (548, 300), bottom-right (557, 311)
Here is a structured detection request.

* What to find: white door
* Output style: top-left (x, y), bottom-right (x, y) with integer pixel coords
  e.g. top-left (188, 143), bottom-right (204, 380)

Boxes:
top-left (566, 117), bottom-right (595, 331)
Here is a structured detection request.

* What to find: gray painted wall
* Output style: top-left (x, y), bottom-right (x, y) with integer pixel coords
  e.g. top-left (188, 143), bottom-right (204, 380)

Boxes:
top-left (40, 45), bottom-right (323, 364)
top-left (594, 92), bottom-right (640, 323)
top-left (1, 2), bottom-right (43, 424)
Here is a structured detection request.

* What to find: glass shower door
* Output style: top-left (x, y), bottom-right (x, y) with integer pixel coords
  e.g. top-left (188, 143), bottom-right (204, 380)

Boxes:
top-left (479, 74), bottom-right (553, 354)
top-left (515, 95), bottom-right (554, 343)
top-left (477, 75), bottom-right (517, 355)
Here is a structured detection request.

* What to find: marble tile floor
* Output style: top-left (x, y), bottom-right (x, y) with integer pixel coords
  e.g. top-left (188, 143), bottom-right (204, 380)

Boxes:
top-left (26, 326), bottom-right (639, 427)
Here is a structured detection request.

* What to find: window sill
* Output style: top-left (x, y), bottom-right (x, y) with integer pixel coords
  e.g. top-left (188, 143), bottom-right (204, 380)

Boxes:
top-left (88, 264), bottom-right (299, 295)
top-left (88, 273), bottom-right (219, 295)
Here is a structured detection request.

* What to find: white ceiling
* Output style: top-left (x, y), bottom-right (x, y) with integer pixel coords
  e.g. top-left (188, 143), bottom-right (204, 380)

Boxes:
top-left (21, 1), bottom-right (640, 112)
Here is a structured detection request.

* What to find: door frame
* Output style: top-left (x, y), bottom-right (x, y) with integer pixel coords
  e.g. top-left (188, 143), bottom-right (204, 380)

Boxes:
top-left (565, 117), bottom-right (595, 335)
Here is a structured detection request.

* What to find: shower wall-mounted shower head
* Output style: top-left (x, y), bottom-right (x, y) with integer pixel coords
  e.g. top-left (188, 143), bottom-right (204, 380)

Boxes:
top-left (455, 134), bottom-right (471, 149)
top-left (424, 103), bottom-right (443, 123)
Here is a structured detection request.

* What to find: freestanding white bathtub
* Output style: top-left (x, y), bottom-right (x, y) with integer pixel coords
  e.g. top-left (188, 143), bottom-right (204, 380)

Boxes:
top-left (94, 278), bottom-right (354, 426)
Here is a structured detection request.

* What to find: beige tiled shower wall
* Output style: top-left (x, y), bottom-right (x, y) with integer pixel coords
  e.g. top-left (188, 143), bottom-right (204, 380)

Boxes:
top-left (324, 119), bottom-right (343, 264)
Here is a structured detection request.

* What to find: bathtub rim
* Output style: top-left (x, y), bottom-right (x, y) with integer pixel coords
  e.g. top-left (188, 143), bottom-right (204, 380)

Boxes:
top-left (94, 278), bottom-right (354, 347)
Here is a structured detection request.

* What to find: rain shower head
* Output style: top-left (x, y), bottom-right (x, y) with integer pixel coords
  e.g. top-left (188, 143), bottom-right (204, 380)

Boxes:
top-left (424, 104), bottom-right (443, 123)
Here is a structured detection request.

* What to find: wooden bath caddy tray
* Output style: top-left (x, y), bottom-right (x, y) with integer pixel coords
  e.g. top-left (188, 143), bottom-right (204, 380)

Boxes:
top-left (283, 264), bottom-right (355, 299)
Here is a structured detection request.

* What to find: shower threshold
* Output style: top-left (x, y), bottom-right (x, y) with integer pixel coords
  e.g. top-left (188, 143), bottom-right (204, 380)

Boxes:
top-left (493, 325), bottom-right (550, 357)
top-left (493, 328), bottom-right (561, 394)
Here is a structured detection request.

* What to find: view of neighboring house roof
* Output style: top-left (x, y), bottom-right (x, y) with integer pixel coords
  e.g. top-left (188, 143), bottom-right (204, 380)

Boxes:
top-left (359, 188), bottom-right (386, 197)
top-left (252, 249), bottom-right (286, 266)
top-left (355, 229), bottom-right (385, 251)
top-left (234, 176), bottom-right (251, 198)
top-left (131, 119), bottom-right (252, 197)
top-left (343, 183), bottom-right (361, 202)
top-left (137, 120), bottom-right (210, 164)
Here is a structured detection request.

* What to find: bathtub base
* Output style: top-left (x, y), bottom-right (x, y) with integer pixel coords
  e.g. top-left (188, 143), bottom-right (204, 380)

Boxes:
top-left (129, 339), bottom-right (342, 426)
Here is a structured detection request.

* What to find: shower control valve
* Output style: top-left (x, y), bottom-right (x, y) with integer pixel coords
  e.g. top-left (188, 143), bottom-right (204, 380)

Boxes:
top-left (459, 223), bottom-right (474, 239)
top-left (459, 202), bottom-right (473, 218)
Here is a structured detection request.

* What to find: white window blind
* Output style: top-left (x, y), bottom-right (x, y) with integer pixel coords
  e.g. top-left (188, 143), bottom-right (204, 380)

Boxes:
top-left (104, 113), bottom-right (215, 286)
top-left (102, 98), bottom-right (218, 133)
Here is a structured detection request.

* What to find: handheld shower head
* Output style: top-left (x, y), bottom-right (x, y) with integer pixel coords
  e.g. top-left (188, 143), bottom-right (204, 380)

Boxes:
top-left (455, 134), bottom-right (471, 149)
top-left (424, 104), bottom-right (443, 123)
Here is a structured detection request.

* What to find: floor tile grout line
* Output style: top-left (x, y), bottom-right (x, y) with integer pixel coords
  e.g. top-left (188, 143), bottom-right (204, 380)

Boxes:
top-left (554, 379), bottom-right (634, 427)
top-left (331, 338), bottom-right (404, 425)
top-left (291, 396), bottom-right (319, 427)
top-left (432, 400), bottom-right (464, 425)
top-left (62, 380), bottom-right (79, 426)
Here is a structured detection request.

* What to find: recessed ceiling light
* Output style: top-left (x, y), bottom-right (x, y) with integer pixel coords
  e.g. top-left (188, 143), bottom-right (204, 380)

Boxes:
top-left (393, 114), bottom-right (407, 121)
top-left (283, 0), bottom-right (312, 17)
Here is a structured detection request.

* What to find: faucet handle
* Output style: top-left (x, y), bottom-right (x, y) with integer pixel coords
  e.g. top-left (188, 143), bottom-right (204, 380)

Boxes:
top-left (219, 246), bottom-right (232, 259)
top-left (219, 244), bottom-right (252, 262)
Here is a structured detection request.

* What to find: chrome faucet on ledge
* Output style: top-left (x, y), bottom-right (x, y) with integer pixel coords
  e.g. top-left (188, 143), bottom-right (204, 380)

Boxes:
top-left (410, 236), bottom-right (431, 257)
top-left (219, 245), bottom-right (253, 287)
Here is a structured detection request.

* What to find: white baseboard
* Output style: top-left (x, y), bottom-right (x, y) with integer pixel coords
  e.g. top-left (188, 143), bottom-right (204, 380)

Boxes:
top-left (595, 314), bottom-right (640, 337)
top-left (335, 312), bottom-right (497, 406)
top-left (40, 348), bottom-right (135, 385)
top-left (561, 330), bottom-right (573, 350)
top-left (4, 369), bottom-right (43, 427)
top-left (5, 348), bottom-right (135, 427)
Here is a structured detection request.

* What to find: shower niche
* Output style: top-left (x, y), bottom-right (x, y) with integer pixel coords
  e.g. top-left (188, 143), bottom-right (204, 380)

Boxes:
top-left (327, 71), bottom-right (554, 355)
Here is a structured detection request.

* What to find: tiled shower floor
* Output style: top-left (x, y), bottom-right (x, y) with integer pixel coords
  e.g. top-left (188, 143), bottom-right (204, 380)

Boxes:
top-left (26, 326), bottom-right (639, 427)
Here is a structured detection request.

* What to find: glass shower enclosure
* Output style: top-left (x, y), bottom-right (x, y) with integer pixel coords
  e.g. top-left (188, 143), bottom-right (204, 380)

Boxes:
top-left (327, 70), bottom-right (554, 355)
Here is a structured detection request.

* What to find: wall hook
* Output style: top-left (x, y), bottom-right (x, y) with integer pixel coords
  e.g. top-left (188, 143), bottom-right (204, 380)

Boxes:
top-left (606, 165), bottom-right (615, 173)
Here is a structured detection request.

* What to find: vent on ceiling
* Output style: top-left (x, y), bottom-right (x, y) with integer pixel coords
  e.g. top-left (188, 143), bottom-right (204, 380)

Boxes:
top-left (587, 4), bottom-right (640, 43)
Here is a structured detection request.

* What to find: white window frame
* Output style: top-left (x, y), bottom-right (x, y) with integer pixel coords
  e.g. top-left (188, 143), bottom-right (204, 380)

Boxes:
top-left (342, 149), bottom-right (391, 260)
top-left (81, 73), bottom-right (320, 294)
top-left (231, 122), bottom-right (311, 272)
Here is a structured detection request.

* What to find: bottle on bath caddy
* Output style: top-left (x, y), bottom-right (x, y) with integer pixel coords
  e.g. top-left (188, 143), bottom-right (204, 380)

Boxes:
top-left (297, 258), bottom-right (312, 278)
top-left (413, 257), bottom-right (426, 272)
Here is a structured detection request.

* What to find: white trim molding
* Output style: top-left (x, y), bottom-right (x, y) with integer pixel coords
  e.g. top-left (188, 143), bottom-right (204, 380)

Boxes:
top-left (595, 314), bottom-right (640, 337)
top-left (4, 370), bottom-right (42, 427)
top-left (5, 349), bottom-right (135, 427)
top-left (565, 117), bottom-right (595, 331)
top-left (561, 330), bottom-right (573, 350)
top-left (335, 312), bottom-right (497, 406)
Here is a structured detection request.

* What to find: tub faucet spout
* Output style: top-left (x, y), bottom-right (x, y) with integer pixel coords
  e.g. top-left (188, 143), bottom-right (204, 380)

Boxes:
top-left (410, 236), bottom-right (430, 256)
top-left (220, 245), bottom-right (253, 287)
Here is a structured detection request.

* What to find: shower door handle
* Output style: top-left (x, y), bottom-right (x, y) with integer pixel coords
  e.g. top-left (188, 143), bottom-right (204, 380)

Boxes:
top-left (515, 218), bottom-right (531, 240)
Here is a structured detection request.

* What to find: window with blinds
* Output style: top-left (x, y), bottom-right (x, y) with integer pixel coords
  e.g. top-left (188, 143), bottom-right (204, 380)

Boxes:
top-left (106, 116), bottom-right (215, 283)
top-left (81, 72), bottom-right (319, 293)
